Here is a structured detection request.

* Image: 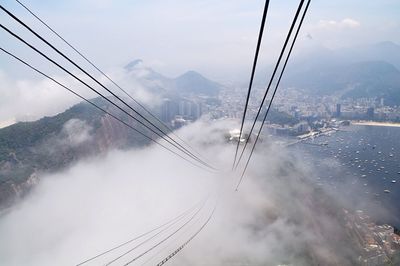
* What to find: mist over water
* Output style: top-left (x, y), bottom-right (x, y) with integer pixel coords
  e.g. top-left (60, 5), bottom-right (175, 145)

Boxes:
top-left (0, 119), bottom-right (382, 265)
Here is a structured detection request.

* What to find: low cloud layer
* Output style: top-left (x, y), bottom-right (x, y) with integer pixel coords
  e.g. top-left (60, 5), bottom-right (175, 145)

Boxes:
top-left (0, 119), bottom-right (376, 265)
top-left (0, 65), bottom-right (160, 128)
top-left (0, 70), bottom-right (77, 126)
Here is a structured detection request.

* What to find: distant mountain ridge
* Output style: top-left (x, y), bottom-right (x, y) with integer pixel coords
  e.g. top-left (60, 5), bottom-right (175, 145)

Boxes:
top-left (280, 41), bottom-right (400, 105)
top-left (336, 41), bottom-right (400, 70)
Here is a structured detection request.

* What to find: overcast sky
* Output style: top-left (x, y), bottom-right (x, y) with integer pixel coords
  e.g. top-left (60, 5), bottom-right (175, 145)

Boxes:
top-left (1, 0), bottom-right (400, 81)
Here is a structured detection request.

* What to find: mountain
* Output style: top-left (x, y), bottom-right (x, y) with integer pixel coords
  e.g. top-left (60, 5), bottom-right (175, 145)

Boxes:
top-left (124, 60), bottom-right (222, 97)
top-left (336, 41), bottom-right (400, 70)
top-left (174, 70), bottom-right (221, 96)
top-left (124, 59), bottom-right (145, 70)
top-left (280, 42), bottom-right (400, 105)
top-left (124, 59), bottom-right (171, 84)
top-left (0, 98), bottom-right (150, 208)
top-left (290, 41), bottom-right (400, 70)
top-left (339, 61), bottom-right (400, 104)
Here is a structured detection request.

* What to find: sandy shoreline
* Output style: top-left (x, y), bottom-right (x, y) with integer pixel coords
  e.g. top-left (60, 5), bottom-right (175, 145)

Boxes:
top-left (351, 121), bottom-right (400, 127)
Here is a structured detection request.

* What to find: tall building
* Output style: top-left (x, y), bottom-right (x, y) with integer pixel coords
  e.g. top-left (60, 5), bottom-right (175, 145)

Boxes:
top-left (179, 100), bottom-right (192, 118)
top-left (366, 107), bottom-right (374, 119)
top-left (178, 99), bottom-right (202, 120)
top-left (161, 99), bottom-right (178, 123)
top-left (190, 101), bottom-right (202, 120)
top-left (336, 104), bottom-right (341, 117)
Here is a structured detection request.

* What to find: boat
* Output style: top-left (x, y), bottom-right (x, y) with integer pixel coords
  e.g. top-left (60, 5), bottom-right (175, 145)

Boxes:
top-left (392, 180), bottom-right (396, 183)
top-left (361, 174), bottom-right (367, 178)
top-left (384, 189), bottom-right (390, 193)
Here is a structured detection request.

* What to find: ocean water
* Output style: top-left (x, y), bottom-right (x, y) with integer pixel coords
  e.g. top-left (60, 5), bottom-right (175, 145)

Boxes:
top-left (291, 125), bottom-right (400, 228)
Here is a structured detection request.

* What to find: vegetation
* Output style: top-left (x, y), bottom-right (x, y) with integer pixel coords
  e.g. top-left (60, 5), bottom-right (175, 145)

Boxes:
top-left (257, 108), bottom-right (299, 126)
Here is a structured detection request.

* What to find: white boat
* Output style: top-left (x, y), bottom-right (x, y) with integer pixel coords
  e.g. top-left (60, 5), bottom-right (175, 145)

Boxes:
top-left (392, 180), bottom-right (397, 183)
top-left (384, 189), bottom-right (390, 193)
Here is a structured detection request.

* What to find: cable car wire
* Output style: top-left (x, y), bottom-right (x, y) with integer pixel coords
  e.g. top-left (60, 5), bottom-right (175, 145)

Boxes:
top-left (0, 5), bottom-right (215, 171)
top-left (234, 0), bottom-right (305, 171)
top-left (236, 0), bottom-right (311, 190)
top-left (0, 47), bottom-right (210, 171)
top-left (75, 199), bottom-right (205, 265)
top-left (232, 0), bottom-right (270, 170)
top-left (13, 0), bottom-right (205, 161)
top-left (155, 204), bottom-right (216, 266)
top-left (105, 199), bottom-right (208, 265)
top-left (0, 23), bottom-right (215, 171)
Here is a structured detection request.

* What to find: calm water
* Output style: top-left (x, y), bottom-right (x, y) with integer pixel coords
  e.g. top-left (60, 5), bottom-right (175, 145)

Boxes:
top-left (292, 125), bottom-right (400, 228)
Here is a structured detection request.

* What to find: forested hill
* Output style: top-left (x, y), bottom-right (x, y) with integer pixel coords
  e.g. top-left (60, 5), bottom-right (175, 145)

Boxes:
top-left (0, 98), bottom-right (150, 208)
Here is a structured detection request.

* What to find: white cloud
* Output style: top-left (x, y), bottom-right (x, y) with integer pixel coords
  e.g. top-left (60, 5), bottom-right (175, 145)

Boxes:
top-left (61, 119), bottom-right (93, 147)
top-left (317, 18), bottom-right (361, 30)
top-left (342, 18), bottom-right (361, 28)
top-left (0, 66), bottom-right (161, 126)
top-left (302, 17), bottom-right (364, 48)
top-left (0, 119), bottom-right (365, 265)
top-left (0, 70), bottom-right (85, 124)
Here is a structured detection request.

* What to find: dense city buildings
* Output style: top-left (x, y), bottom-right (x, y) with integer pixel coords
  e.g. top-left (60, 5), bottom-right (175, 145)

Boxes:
top-left (207, 86), bottom-right (400, 124)
top-left (344, 209), bottom-right (400, 265)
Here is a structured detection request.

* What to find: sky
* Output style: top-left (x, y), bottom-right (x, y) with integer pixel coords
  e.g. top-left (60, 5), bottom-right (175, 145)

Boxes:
top-left (1, 0), bottom-right (400, 81)
top-left (0, 0), bottom-right (400, 125)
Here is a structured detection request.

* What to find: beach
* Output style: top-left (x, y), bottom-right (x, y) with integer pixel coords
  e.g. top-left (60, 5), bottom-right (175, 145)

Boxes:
top-left (352, 121), bottom-right (400, 127)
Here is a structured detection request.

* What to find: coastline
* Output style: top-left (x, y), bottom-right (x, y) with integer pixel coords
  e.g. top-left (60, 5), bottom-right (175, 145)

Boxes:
top-left (351, 121), bottom-right (400, 128)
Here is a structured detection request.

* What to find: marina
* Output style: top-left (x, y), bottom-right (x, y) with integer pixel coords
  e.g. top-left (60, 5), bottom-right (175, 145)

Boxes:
top-left (290, 123), bottom-right (400, 228)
